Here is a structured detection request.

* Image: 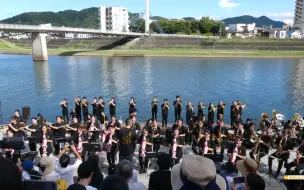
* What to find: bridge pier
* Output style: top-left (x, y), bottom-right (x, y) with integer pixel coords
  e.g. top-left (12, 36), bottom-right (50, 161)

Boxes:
top-left (32, 32), bottom-right (48, 61)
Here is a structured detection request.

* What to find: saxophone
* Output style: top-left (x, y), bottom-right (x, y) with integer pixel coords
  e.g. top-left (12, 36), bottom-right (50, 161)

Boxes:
top-left (253, 136), bottom-right (261, 163)
top-left (218, 128), bottom-right (223, 144)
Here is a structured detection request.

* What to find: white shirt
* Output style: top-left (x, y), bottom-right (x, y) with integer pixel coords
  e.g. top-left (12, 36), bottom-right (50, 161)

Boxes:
top-left (85, 186), bottom-right (97, 190)
top-left (55, 158), bottom-right (82, 186)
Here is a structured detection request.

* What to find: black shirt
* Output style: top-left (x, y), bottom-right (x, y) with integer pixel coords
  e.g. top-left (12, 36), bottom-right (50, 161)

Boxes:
top-left (82, 100), bottom-right (89, 111)
top-left (99, 114), bottom-right (108, 125)
top-left (149, 126), bottom-right (161, 137)
top-left (161, 103), bottom-right (169, 113)
top-left (151, 101), bottom-right (158, 110)
top-left (117, 127), bottom-right (137, 154)
top-left (259, 134), bottom-right (271, 152)
top-left (227, 144), bottom-right (246, 162)
top-left (173, 100), bottom-right (182, 111)
top-left (197, 105), bottom-right (204, 115)
top-left (98, 102), bottom-right (105, 113)
top-left (11, 123), bottom-right (25, 137)
top-left (213, 126), bottom-right (228, 137)
top-left (52, 123), bottom-right (65, 137)
top-left (75, 100), bottom-right (81, 110)
top-left (104, 133), bottom-right (118, 150)
top-left (39, 132), bottom-right (53, 144)
top-left (149, 170), bottom-right (172, 190)
top-left (172, 124), bottom-right (186, 135)
top-left (217, 104), bottom-right (224, 115)
top-left (15, 116), bottom-right (25, 124)
top-left (29, 124), bottom-right (41, 137)
top-left (109, 103), bottom-right (116, 114)
top-left (61, 102), bottom-right (68, 112)
top-left (275, 137), bottom-right (293, 152)
top-left (230, 105), bottom-right (238, 118)
top-left (171, 136), bottom-right (184, 153)
top-left (198, 138), bottom-right (216, 154)
top-left (186, 105), bottom-right (194, 119)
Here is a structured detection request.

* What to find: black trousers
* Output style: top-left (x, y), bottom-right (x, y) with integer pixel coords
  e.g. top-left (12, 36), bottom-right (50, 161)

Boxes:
top-left (110, 112), bottom-right (116, 118)
top-left (92, 108), bottom-right (96, 117)
top-left (152, 108), bottom-right (157, 120)
top-left (53, 141), bottom-right (60, 155)
top-left (268, 151), bottom-right (288, 175)
top-left (175, 109), bottom-right (181, 121)
top-left (119, 153), bottom-right (134, 163)
top-left (76, 109), bottom-right (82, 122)
top-left (139, 155), bottom-right (149, 169)
top-left (192, 140), bottom-right (199, 155)
top-left (29, 139), bottom-right (37, 151)
top-left (249, 149), bottom-right (267, 163)
top-left (153, 143), bottom-right (160, 153)
top-left (162, 112), bottom-right (168, 127)
top-left (62, 111), bottom-right (69, 123)
top-left (107, 149), bottom-right (118, 166)
top-left (170, 149), bottom-right (182, 168)
top-left (285, 160), bottom-right (297, 173)
top-left (219, 140), bottom-right (228, 155)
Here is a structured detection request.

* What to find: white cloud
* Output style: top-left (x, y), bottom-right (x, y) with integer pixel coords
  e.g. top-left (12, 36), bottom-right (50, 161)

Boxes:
top-left (218, 0), bottom-right (239, 8)
top-left (248, 11), bottom-right (294, 24)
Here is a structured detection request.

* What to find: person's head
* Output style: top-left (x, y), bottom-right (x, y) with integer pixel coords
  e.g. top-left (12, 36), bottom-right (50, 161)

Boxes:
top-left (0, 156), bottom-right (23, 190)
top-left (108, 125), bottom-right (115, 134)
top-left (236, 158), bottom-right (258, 177)
top-left (73, 117), bottom-right (78, 123)
top-left (98, 175), bottom-right (129, 190)
top-left (99, 96), bottom-right (103, 101)
top-left (199, 101), bottom-right (204, 106)
top-left (176, 95), bottom-right (180, 101)
top-left (77, 96), bottom-right (80, 101)
top-left (77, 126), bottom-right (83, 134)
top-left (56, 116), bottom-right (61, 123)
top-left (41, 125), bottom-right (48, 133)
top-left (116, 160), bottom-right (134, 181)
top-left (86, 154), bottom-right (100, 172)
top-left (110, 97), bottom-right (115, 102)
top-left (246, 119), bottom-right (251, 124)
top-left (83, 96), bottom-right (86, 100)
top-left (125, 119), bottom-right (131, 127)
top-left (111, 116), bottom-right (116, 122)
top-left (171, 155), bottom-right (226, 190)
top-left (152, 119), bottom-right (157, 126)
top-left (173, 129), bottom-right (179, 137)
top-left (22, 160), bottom-right (35, 172)
top-left (245, 173), bottom-right (265, 190)
top-left (60, 117), bottom-right (65, 123)
top-left (237, 122), bottom-right (243, 129)
top-left (209, 103), bottom-right (213, 107)
top-left (143, 127), bottom-right (149, 136)
top-left (14, 110), bottom-right (20, 117)
top-left (31, 117), bottom-right (38, 125)
top-left (10, 116), bottom-right (17, 124)
top-left (236, 137), bottom-right (243, 147)
top-left (130, 97), bottom-right (134, 101)
top-left (153, 96), bottom-right (157, 101)
top-left (6, 129), bottom-right (13, 137)
top-left (67, 184), bottom-right (86, 190)
top-left (188, 101), bottom-right (192, 106)
top-left (39, 156), bottom-right (56, 177)
top-left (261, 128), bottom-right (267, 135)
top-left (131, 115), bottom-right (136, 123)
top-left (249, 123), bottom-right (254, 131)
top-left (146, 119), bottom-right (152, 126)
top-left (78, 162), bottom-right (93, 182)
top-left (177, 119), bottom-right (182, 126)
top-left (59, 154), bottom-right (70, 168)
top-left (164, 99), bottom-right (168, 104)
top-left (218, 120), bottom-right (224, 127)
top-left (204, 130), bottom-right (210, 138)
top-left (218, 114), bottom-right (223, 120)
top-left (157, 153), bottom-right (171, 170)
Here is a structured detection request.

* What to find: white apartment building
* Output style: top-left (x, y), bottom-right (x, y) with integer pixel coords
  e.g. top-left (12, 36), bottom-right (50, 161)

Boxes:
top-left (99, 5), bottom-right (129, 33)
top-left (294, 0), bottom-right (304, 33)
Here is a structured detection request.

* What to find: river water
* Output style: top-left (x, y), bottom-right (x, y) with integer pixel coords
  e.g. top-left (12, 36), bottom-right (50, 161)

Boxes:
top-left (0, 54), bottom-right (304, 123)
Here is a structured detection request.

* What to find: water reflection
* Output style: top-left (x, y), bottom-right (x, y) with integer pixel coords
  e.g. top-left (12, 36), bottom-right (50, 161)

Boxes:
top-left (142, 57), bottom-right (153, 98)
top-left (33, 61), bottom-right (52, 95)
top-left (290, 59), bottom-right (304, 111)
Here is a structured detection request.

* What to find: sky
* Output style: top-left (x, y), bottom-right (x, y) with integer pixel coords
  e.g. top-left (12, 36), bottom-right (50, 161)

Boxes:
top-left (0, 0), bottom-right (296, 24)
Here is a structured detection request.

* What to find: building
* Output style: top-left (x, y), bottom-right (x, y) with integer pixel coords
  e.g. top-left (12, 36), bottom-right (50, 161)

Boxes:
top-left (99, 5), bottom-right (129, 33)
top-left (294, 0), bottom-right (304, 33)
top-left (286, 30), bottom-right (302, 38)
top-left (227, 23), bottom-right (257, 37)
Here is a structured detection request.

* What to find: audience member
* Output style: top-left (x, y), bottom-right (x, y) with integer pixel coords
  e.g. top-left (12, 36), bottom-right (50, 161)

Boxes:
top-left (219, 162), bottom-right (238, 190)
top-left (171, 154), bottom-right (226, 190)
top-left (0, 156), bottom-right (23, 190)
top-left (149, 153), bottom-right (172, 190)
top-left (116, 159), bottom-right (145, 190)
top-left (99, 175), bottom-right (129, 190)
top-left (67, 183), bottom-right (86, 190)
top-left (56, 145), bottom-right (82, 186)
top-left (39, 156), bottom-right (60, 181)
top-left (78, 162), bottom-right (97, 190)
top-left (245, 173), bottom-right (265, 190)
top-left (86, 155), bottom-right (104, 189)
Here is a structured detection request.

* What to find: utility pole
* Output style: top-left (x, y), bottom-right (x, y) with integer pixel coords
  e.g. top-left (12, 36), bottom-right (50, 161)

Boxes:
top-left (145, 0), bottom-right (150, 34)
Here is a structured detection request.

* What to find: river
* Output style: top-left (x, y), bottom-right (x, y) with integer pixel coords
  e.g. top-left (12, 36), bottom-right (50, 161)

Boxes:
top-left (0, 54), bottom-right (304, 123)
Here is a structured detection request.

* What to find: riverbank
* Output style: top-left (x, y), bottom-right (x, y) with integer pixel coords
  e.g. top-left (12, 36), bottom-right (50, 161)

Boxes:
top-left (1, 47), bottom-right (304, 58)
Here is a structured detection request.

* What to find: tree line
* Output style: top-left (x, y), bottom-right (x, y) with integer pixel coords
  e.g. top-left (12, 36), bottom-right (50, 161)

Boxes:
top-left (130, 17), bottom-right (226, 36)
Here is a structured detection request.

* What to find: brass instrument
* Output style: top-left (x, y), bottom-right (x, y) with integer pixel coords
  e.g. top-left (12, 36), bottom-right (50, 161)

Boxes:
top-left (250, 130), bottom-right (258, 143)
top-left (211, 104), bottom-right (217, 111)
top-left (272, 110), bottom-right (278, 120)
top-left (217, 128), bottom-right (223, 144)
top-left (276, 138), bottom-right (284, 157)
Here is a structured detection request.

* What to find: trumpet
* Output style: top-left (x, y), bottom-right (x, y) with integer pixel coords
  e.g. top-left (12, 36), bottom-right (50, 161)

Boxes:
top-left (211, 105), bottom-right (217, 111)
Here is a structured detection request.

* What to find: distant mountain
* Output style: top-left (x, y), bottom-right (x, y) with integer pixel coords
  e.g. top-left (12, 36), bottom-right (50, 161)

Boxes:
top-left (182, 17), bottom-right (196, 21)
top-left (222, 15), bottom-right (286, 28)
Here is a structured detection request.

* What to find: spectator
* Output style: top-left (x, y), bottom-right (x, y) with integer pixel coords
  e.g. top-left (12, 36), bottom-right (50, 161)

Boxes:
top-left (219, 162), bottom-right (238, 190)
top-left (21, 160), bottom-right (41, 180)
top-left (99, 175), bottom-right (129, 190)
top-left (39, 156), bottom-right (60, 181)
top-left (149, 153), bottom-right (172, 190)
top-left (78, 162), bottom-right (97, 190)
top-left (86, 155), bottom-right (104, 189)
top-left (116, 160), bottom-right (145, 190)
top-left (244, 173), bottom-right (265, 190)
top-left (171, 154), bottom-right (226, 190)
top-left (56, 145), bottom-right (82, 186)
top-left (0, 157), bottom-right (23, 190)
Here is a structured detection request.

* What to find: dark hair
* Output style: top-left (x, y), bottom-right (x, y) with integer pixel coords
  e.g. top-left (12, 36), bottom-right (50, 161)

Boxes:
top-left (157, 153), bottom-right (171, 170)
top-left (249, 123), bottom-right (254, 128)
top-left (67, 184), bottom-right (86, 190)
top-left (116, 160), bottom-right (133, 180)
top-left (83, 96), bottom-right (86, 99)
top-left (246, 173), bottom-right (265, 190)
top-left (143, 127), bottom-right (149, 132)
top-left (176, 95), bottom-right (180, 98)
top-left (125, 119), bottom-right (131, 126)
top-left (99, 96), bottom-right (103, 99)
top-left (0, 157), bottom-right (23, 190)
top-left (164, 99), bottom-right (168, 101)
top-left (14, 110), bottom-right (20, 114)
top-left (93, 97), bottom-right (97, 99)
top-left (86, 155), bottom-right (104, 188)
top-left (78, 162), bottom-right (93, 179)
top-left (31, 117), bottom-right (37, 120)
top-left (10, 116), bottom-right (16, 120)
top-left (59, 154), bottom-right (70, 168)
top-left (98, 175), bottom-right (129, 190)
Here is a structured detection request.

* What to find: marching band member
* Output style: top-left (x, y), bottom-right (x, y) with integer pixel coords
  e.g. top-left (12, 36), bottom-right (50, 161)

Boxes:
top-left (185, 101), bottom-right (194, 125)
top-left (268, 130), bottom-right (294, 178)
top-left (172, 119), bottom-right (186, 138)
top-left (87, 116), bottom-right (101, 143)
top-left (192, 120), bottom-right (204, 155)
top-left (173, 96), bottom-right (182, 121)
top-left (208, 103), bottom-right (216, 126)
top-left (197, 101), bottom-right (205, 119)
top-left (97, 96), bottom-right (105, 121)
top-left (169, 129), bottom-right (184, 168)
top-left (60, 98), bottom-right (69, 123)
top-left (236, 100), bottom-right (246, 118)
top-left (235, 122), bottom-right (245, 139)
top-left (109, 97), bottom-right (116, 118)
top-left (26, 117), bottom-right (41, 151)
top-left (249, 128), bottom-right (271, 163)
top-left (242, 123), bottom-right (257, 149)
top-left (104, 125), bottom-right (118, 166)
top-left (138, 127), bottom-right (153, 174)
top-left (74, 96), bottom-right (82, 122)
top-left (151, 96), bottom-right (158, 120)
top-left (14, 110), bottom-right (25, 124)
top-left (99, 111), bottom-right (108, 127)
top-left (213, 120), bottom-right (229, 157)
top-left (107, 115), bottom-right (121, 130)
top-left (230, 101), bottom-right (238, 129)
top-left (91, 97), bottom-right (97, 117)
top-left (39, 125), bottom-right (53, 157)
top-left (82, 97), bottom-right (89, 122)
top-left (198, 130), bottom-right (215, 157)
top-left (217, 100), bottom-right (226, 121)
top-left (161, 99), bottom-right (169, 128)
top-left (227, 137), bottom-right (246, 165)
top-left (149, 119), bottom-right (161, 153)
top-left (73, 126), bottom-right (89, 155)
top-left (7, 116), bottom-right (25, 137)
top-left (285, 140), bottom-right (304, 173)
top-left (129, 97), bottom-right (136, 117)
